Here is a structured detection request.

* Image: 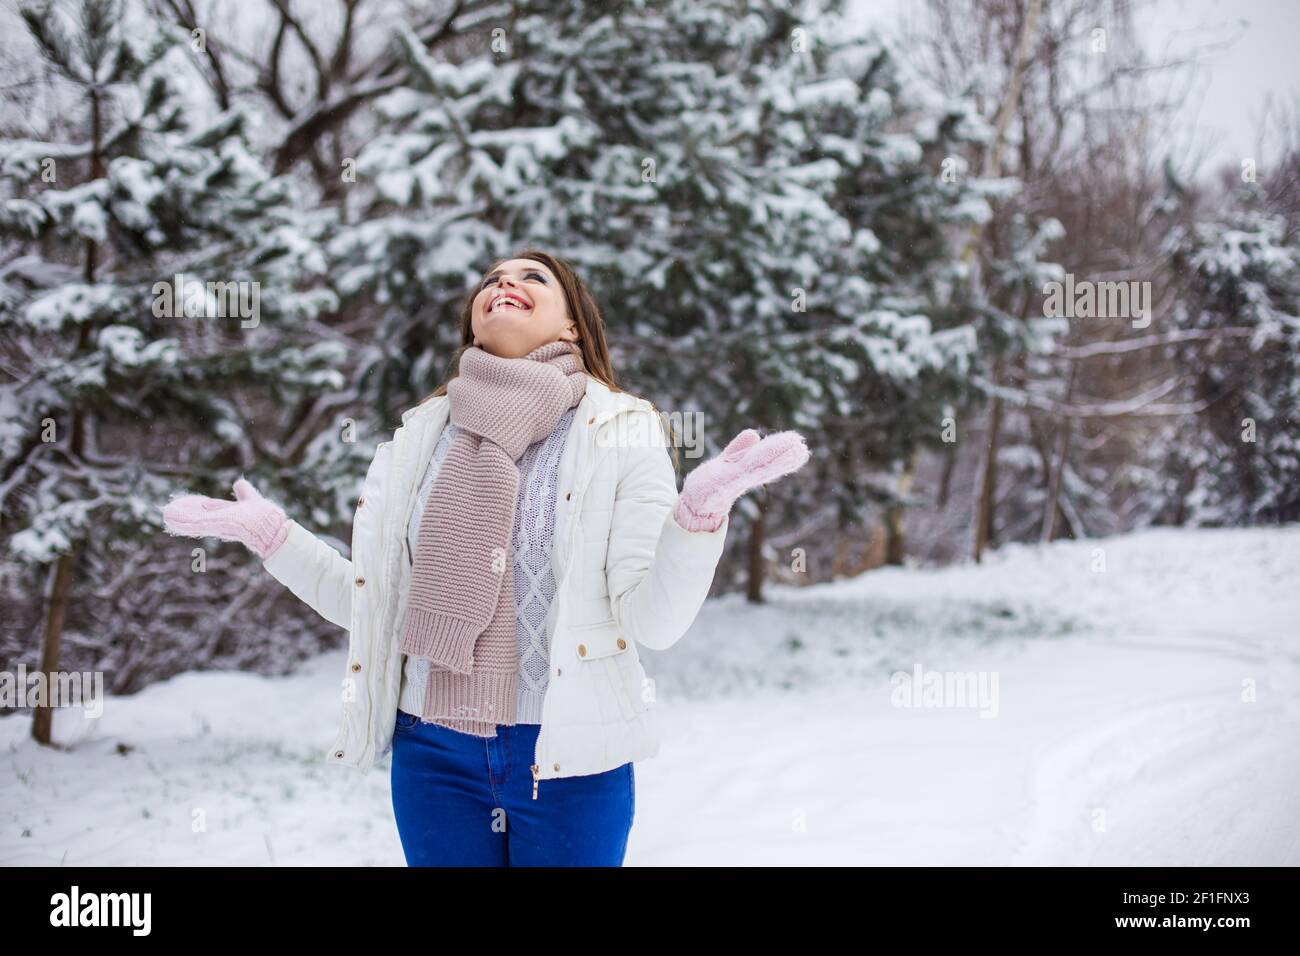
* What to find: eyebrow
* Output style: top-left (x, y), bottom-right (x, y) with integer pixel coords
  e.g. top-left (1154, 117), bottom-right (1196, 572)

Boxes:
top-left (481, 266), bottom-right (548, 285)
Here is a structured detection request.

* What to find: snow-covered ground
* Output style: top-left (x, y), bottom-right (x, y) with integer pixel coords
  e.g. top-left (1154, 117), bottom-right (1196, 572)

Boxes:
top-left (4, 525), bottom-right (1298, 865)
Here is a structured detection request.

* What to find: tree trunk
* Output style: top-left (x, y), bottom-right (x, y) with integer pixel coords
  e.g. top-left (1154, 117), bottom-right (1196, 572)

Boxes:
top-left (1172, 466), bottom-right (1196, 527)
top-left (937, 440), bottom-right (957, 509)
top-left (33, 86), bottom-right (101, 746)
top-left (884, 510), bottom-right (904, 566)
top-left (1040, 419), bottom-right (1074, 543)
top-left (31, 550), bottom-right (78, 745)
top-left (832, 532), bottom-right (852, 578)
top-left (1041, 352), bottom-right (1080, 543)
top-left (963, 0), bottom-right (1043, 563)
top-left (973, 395), bottom-right (1003, 563)
top-left (958, 0), bottom-right (1045, 265)
top-left (745, 498), bottom-right (767, 603)
top-left (1039, 430), bottom-right (1070, 542)
top-left (884, 449), bottom-right (919, 566)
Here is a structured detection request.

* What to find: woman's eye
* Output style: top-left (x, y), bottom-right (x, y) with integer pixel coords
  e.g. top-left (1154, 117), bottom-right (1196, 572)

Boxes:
top-left (481, 272), bottom-right (545, 289)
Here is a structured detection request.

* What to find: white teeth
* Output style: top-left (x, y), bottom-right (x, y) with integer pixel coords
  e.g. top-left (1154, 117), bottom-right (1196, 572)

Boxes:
top-left (491, 294), bottom-right (530, 311)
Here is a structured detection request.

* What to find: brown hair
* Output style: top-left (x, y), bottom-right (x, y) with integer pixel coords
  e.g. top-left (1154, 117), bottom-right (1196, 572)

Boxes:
top-left (417, 247), bottom-right (679, 469)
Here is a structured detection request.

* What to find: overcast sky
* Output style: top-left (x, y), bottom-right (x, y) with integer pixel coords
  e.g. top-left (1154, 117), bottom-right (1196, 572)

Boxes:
top-left (850, 0), bottom-right (1300, 175)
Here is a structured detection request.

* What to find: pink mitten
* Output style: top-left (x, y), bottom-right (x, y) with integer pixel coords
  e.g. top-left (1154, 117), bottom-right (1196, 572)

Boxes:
top-left (162, 477), bottom-right (290, 560)
top-left (673, 429), bottom-right (810, 532)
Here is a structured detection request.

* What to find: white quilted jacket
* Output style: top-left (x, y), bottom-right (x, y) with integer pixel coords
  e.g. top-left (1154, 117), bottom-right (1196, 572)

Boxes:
top-left (261, 374), bottom-right (729, 799)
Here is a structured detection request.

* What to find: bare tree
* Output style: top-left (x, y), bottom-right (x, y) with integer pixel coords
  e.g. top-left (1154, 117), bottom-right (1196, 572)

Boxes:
top-left (902, 0), bottom-right (1241, 557)
top-left (146, 0), bottom-right (484, 196)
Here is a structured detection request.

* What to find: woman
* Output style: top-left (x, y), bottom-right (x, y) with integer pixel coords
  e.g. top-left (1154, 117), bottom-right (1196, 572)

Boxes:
top-left (162, 249), bottom-right (808, 866)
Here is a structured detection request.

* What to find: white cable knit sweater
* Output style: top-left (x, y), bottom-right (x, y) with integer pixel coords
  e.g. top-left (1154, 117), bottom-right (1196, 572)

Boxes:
top-left (397, 405), bottom-right (577, 724)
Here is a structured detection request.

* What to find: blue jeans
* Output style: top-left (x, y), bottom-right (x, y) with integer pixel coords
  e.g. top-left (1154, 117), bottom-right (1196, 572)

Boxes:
top-left (389, 708), bottom-right (635, 866)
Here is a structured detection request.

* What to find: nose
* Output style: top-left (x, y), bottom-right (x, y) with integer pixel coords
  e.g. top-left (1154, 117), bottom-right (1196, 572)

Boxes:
top-left (491, 275), bottom-right (519, 301)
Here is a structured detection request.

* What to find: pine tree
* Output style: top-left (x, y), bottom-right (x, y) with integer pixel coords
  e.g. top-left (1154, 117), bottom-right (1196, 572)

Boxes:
top-left (0, 0), bottom-right (345, 740)
top-left (332, 0), bottom-right (995, 594)
top-left (1159, 210), bottom-right (1299, 525)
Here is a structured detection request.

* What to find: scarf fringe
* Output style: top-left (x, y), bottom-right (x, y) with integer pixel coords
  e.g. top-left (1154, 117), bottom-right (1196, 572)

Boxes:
top-left (420, 666), bottom-right (519, 738)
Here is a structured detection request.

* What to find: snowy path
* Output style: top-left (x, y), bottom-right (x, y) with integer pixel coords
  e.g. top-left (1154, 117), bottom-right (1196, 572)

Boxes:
top-left (4, 526), bottom-right (1298, 865)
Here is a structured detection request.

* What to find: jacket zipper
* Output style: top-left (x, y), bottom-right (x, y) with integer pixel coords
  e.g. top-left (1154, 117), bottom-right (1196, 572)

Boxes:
top-left (378, 412), bottom-right (442, 763)
top-left (532, 564), bottom-right (575, 800)
top-left (365, 441), bottom-right (406, 766)
top-left (530, 411), bottom-right (618, 799)
top-left (532, 511), bottom-right (578, 801)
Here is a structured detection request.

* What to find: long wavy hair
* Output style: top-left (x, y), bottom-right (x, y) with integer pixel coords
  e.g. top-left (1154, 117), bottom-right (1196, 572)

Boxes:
top-left (417, 248), bottom-right (679, 468)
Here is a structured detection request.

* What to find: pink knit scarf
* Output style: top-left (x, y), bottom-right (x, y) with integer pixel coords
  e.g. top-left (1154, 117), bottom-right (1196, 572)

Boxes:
top-left (398, 339), bottom-right (588, 737)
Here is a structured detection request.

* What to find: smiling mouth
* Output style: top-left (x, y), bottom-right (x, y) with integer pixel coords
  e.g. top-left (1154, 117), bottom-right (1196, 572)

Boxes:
top-left (487, 295), bottom-right (532, 315)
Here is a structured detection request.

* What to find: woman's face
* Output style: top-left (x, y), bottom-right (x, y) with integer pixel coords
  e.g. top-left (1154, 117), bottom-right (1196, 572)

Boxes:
top-left (470, 258), bottom-right (580, 359)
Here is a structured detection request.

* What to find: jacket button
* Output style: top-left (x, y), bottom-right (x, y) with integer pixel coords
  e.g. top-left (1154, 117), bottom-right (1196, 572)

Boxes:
top-left (555, 667), bottom-right (562, 676)
top-left (617, 638), bottom-right (626, 650)
top-left (587, 416), bottom-right (595, 424)
top-left (565, 491), bottom-right (571, 500)
top-left (355, 576), bottom-right (365, 587)
top-left (357, 495), bottom-right (365, 507)
top-left (334, 750), bottom-right (344, 759)
top-left (553, 763), bottom-right (560, 772)
top-left (577, 644), bottom-right (586, 657)
top-left (351, 662), bottom-right (362, 672)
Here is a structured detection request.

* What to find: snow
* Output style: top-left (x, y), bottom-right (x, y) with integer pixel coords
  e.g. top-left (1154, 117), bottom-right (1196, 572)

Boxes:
top-left (794, 77), bottom-right (862, 111)
top-left (4, 525), bottom-right (1297, 866)
top-left (107, 156), bottom-right (165, 231)
top-left (0, 139), bottom-right (87, 178)
top-left (876, 133), bottom-right (923, 167)
top-left (98, 325), bottom-right (180, 368)
top-left (22, 284), bottom-right (130, 331)
top-left (70, 200), bottom-right (107, 243)
top-left (852, 227), bottom-right (881, 255)
top-left (7, 500), bottom-right (93, 564)
top-left (947, 195), bottom-right (994, 225)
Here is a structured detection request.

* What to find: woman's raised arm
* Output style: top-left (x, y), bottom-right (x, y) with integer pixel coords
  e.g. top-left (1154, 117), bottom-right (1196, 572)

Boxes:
top-left (604, 409), bottom-right (809, 651)
top-left (161, 477), bottom-right (353, 630)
